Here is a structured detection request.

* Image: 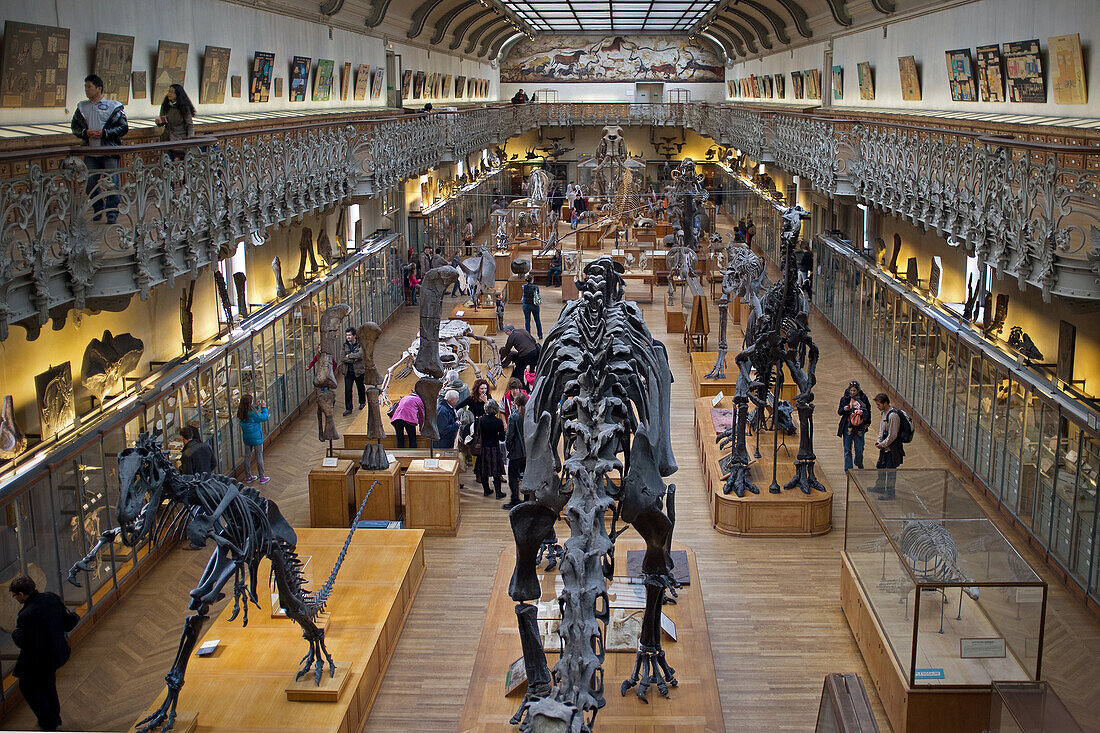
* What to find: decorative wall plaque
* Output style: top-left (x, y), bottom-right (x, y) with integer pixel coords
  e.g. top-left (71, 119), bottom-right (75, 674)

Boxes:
top-left (131, 70), bottom-right (147, 100)
top-left (153, 40), bottom-right (189, 102)
top-left (313, 59), bottom-right (334, 101)
top-left (290, 55), bottom-right (311, 102)
top-left (898, 55), bottom-right (921, 101)
top-left (249, 51), bottom-right (274, 102)
top-left (94, 33), bottom-right (134, 104)
top-left (402, 70), bottom-right (413, 98)
top-left (857, 62), bottom-right (874, 100)
top-left (945, 48), bottom-right (977, 101)
top-left (976, 44), bottom-right (1004, 102)
top-left (1005, 39), bottom-right (1045, 103)
top-left (354, 64), bottom-right (369, 100)
top-left (340, 61), bottom-right (351, 101)
top-left (370, 66), bottom-right (384, 99)
top-left (230, 74), bottom-right (242, 98)
top-left (199, 45), bottom-right (231, 104)
top-left (35, 363), bottom-right (75, 439)
top-left (831, 64), bottom-right (843, 100)
top-left (1048, 33), bottom-right (1086, 104)
top-left (0, 21), bottom-right (70, 108)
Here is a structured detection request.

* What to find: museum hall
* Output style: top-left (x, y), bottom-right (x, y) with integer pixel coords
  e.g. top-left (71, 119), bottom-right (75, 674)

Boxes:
top-left (0, 0), bottom-right (1098, 731)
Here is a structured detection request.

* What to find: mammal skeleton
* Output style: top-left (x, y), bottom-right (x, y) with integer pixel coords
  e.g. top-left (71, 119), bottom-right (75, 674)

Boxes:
top-left (705, 235), bottom-right (764, 379)
top-left (69, 434), bottom-right (376, 732)
top-left (456, 246), bottom-right (497, 311)
top-left (507, 257), bottom-right (680, 730)
top-left (379, 319), bottom-right (500, 405)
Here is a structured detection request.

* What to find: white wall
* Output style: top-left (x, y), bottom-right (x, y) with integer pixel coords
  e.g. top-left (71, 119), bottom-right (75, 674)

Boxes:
top-left (726, 42), bottom-right (828, 103)
top-left (727, 0), bottom-right (1099, 116)
top-left (499, 82), bottom-right (726, 103)
top-left (0, 0), bottom-right (498, 125)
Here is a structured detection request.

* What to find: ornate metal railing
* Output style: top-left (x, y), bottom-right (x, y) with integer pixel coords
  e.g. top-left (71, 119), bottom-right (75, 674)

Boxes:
top-left (0, 105), bottom-right (533, 342)
top-left (2, 102), bottom-right (1099, 342)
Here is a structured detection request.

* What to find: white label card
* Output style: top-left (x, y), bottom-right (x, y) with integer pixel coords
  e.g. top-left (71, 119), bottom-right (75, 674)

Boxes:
top-left (712, 391), bottom-right (724, 406)
top-left (321, 457), bottom-right (339, 468)
top-left (660, 613), bottom-right (676, 641)
top-left (196, 639), bottom-right (220, 656)
top-left (424, 458), bottom-right (440, 469)
top-left (455, 310), bottom-right (464, 317)
top-left (959, 637), bottom-right (1006, 659)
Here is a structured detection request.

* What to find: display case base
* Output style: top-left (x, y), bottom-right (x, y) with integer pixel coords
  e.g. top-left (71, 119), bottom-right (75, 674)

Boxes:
top-left (459, 541), bottom-right (725, 732)
top-left (840, 553), bottom-right (991, 733)
top-left (689, 352), bottom-right (797, 401)
top-left (134, 529), bottom-right (425, 733)
top-left (665, 298), bottom-right (686, 333)
top-left (285, 663), bottom-right (351, 702)
top-left (695, 395), bottom-right (831, 537)
top-left (450, 304), bottom-right (497, 334)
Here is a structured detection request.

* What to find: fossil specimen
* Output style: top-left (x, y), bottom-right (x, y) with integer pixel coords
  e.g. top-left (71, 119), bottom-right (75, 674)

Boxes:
top-left (233, 272), bottom-right (248, 318)
top-left (35, 364), bottom-right (75, 439)
top-left (0, 395), bottom-right (27, 460)
top-left (272, 257), bottom-right (287, 298)
top-left (81, 330), bottom-right (145, 403)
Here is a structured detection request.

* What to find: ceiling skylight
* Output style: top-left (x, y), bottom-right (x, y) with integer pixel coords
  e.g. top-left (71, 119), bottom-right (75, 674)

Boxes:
top-left (499, 1), bottom-right (716, 33)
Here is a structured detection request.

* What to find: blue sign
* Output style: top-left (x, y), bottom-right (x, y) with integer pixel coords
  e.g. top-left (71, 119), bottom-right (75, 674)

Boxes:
top-left (915, 668), bottom-right (945, 680)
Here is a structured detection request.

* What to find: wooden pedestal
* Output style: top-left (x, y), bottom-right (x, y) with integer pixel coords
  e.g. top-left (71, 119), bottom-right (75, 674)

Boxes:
top-left (134, 529), bottom-right (426, 733)
top-left (689, 351), bottom-right (796, 402)
top-left (468, 324), bottom-right (489, 362)
top-left (355, 459), bottom-right (401, 521)
top-left (507, 276), bottom-right (524, 304)
top-left (562, 276), bottom-right (578, 301)
top-left (840, 554), bottom-right (992, 733)
top-left (285, 663), bottom-right (351, 702)
top-left (459, 542), bottom-right (725, 731)
top-left (451, 304), bottom-right (498, 335)
top-left (309, 459), bottom-right (357, 528)
top-left (664, 298), bottom-right (686, 333)
top-left (405, 459), bottom-right (460, 536)
top-left (695, 395), bottom-right (832, 537)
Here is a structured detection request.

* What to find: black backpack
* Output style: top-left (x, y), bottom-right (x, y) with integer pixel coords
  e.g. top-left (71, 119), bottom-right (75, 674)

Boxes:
top-left (890, 408), bottom-right (915, 444)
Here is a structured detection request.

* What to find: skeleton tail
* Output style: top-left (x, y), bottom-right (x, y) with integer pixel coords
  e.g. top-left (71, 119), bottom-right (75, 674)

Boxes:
top-left (306, 481), bottom-right (379, 616)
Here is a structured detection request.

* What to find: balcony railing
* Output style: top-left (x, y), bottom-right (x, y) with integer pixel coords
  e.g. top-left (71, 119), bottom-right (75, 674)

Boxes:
top-left (2, 102), bottom-right (1098, 343)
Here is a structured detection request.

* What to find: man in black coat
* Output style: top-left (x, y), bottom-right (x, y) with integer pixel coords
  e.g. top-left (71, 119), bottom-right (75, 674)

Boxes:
top-left (179, 425), bottom-right (216, 475)
top-left (499, 325), bottom-right (540, 380)
top-left (10, 576), bottom-right (79, 731)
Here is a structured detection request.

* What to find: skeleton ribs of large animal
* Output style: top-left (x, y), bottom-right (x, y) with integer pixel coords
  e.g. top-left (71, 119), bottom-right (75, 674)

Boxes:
top-left (507, 257), bottom-right (679, 731)
top-left (706, 238), bottom-right (764, 380)
top-left (716, 205), bottom-right (824, 497)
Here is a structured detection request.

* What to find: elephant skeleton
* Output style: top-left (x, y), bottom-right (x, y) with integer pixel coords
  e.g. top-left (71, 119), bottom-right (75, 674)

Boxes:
top-left (379, 319), bottom-right (501, 406)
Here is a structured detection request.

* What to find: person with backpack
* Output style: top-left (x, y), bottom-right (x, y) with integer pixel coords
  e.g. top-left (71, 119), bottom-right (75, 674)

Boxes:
top-left (837, 380), bottom-right (872, 472)
top-left (872, 393), bottom-right (911, 497)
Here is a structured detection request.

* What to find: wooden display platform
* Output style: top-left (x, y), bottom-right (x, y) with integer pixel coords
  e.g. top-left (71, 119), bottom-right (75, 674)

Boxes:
top-left (134, 529), bottom-right (425, 733)
top-left (689, 351), bottom-right (796, 402)
top-left (694, 396), bottom-right (832, 537)
top-left (459, 541), bottom-right (725, 732)
top-left (309, 459), bottom-right (356, 528)
top-left (665, 298), bottom-right (686, 333)
top-left (405, 459), bottom-right (460, 536)
top-left (342, 363), bottom-right (503, 452)
top-left (506, 276), bottom-right (524, 304)
top-left (468, 324), bottom-right (489, 363)
top-left (840, 553), bottom-right (994, 733)
top-left (451, 304), bottom-right (498, 334)
top-left (355, 459), bottom-right (401, 521)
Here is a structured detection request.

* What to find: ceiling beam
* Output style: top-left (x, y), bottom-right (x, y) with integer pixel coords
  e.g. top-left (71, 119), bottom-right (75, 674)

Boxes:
top-left (734, 0), bottom-right (790, 45)
top-left (449, 7), bottom-right (494, 51)
top-left (364, 0), bottom-right (396, 28)
top-left (713, 16), bottom-right (758, 55)
top-left (490, 30), bottom-right (524, 60)
top-left (319, 0), bottom-right (346, 16)
top-left (823, 0), bottom-right (853, 26)
top-left (465, 16), bottom-right (508, 55)
top-left (871, 0), bottom-right (896, 13)
top-left (707, 21), bottom-right (746, 57)
top-left (699, 32), bottom-right (734, 61)
top-left (478, 23), bottom-right (512, 57)
top-left (430, 1), bottom-right (480, 45)
top-left (769, 0), bottom-right (813, 38)
top-left (408, 0), bottom-right (449, 39)
top-left (722, 7), bottom-right (772, 49)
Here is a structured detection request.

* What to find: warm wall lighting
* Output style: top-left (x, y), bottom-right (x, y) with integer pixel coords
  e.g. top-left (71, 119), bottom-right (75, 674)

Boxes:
top-left (758, 163), bottom-right (765, 174)
top-left (792, 175), bottom-right (800, 185)
top-left (735, 149), bottom-right (741, 157)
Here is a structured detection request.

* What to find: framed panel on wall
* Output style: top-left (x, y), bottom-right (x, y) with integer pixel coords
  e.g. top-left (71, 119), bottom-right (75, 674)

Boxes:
top-left (0, 21), bottom-right (70, 108)
top-left (945, 48), bottom-right (977, 101)
top-left (354, 64), bottom-right (369, 100)
top-left (455, 75), bottom-right (465, 98)
top-left (199, 46), bottom-right (231, 105)
top-left (1048, 33), bottom-right (1086, 104)
top-left (1004, 39), bottom-right (1045, 103)
top-left (340, 62), bottom-right (351, 101)
top-left (402, 70), bottom-right (413, 98)
top-left (832, 64), bottom-right (843, 100)
top-left (443, 74), bottom-right (453, 98)
top-left (153, 40), bottom-right (189, 102)
top-left (976, 44), bottom-right (1004, 102)
top-left (370, 66), bottom-right (384, 99)
top-left (774, 73), bottom-right (784, 98)
top-left (898, 55), bottom-right (921, 101)
top-left (857, 62), bottom-right (874, 100)
top-left (413, 71), bottom-right (425, 99)
top-left (290, 56), bottom-right (311, 101)
top-left (313, 59), bottom-right (334, 101)
top-left (249, 52), bottom-right (274, 102)
top-left (94, 33), bottom-right (134, 104)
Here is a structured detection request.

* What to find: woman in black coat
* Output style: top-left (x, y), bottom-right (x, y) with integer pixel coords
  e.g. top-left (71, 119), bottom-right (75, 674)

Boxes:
top-left (837, 380), bottom-right (872, 472)
top-left (476, 399), bottom-right (507, 499)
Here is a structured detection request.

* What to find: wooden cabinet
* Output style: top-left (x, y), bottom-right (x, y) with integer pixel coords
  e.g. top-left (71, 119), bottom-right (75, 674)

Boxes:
top-left (354, 458), bottom-right (401, 522)
top-left (404, 459), bottom-right (460, 536)
top-left (308, 459), bottom-right (356, 528)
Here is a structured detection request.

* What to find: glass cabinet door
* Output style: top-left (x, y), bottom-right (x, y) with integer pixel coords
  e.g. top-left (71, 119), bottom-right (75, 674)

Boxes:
top-left (1074, 431), bottom-right (1099, 591)
top-left (1032, 400), bottom-right (1063, 549)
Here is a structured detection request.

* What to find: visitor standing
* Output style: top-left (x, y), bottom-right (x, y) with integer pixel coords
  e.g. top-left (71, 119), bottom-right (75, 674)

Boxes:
top-left (500, 377), bottom-right (528, 426)
top-left (837, 381), bottom-right (871, 472)
top-left (406, 267), bottom-right (420, 305)
top-left (500, 325), bottom-right (540, 380)
top-left (872, 393), bottom-right (907, 498)
top-left (566, 183), bottom-right (578, 213)
top-left (434, 390), bottom-right (461, 450)
top-left (155, 83), bottom-right (195, 153)
top-left (389, 391), bottom-right (425, 449)
top-left (495, 292), bottom-right (506, 332)
top-left (9, 575), bottom-right (79, 732)
top-left (547, 250), bottom-right (563, 286)
top-left (179, 425), bottom-right (216, 475)
top-left (463, 218), bottom-right (474, 255)
top-left (476, 400), bottom-right (507, 498)
top-left (341, 327), bottom-right (366, 416)
top-left (745, 214), bottom-right (756, 246)
top-left (419, 246), bottom-right (434, 280)
top-left (503, 392), bottom-right (528, 509)
top-left (521, 274), bottom-right (543, 338)
top-left (72, 74), bottom-right (128, 224)
top-left (444, 369), bottom-right (470, 404)
top-left (238, 394), bottom-right (270, 483)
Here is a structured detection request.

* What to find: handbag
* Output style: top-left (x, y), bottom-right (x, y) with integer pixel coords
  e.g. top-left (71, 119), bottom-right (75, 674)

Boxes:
top-left (533, 287), bottom-right (542, 306)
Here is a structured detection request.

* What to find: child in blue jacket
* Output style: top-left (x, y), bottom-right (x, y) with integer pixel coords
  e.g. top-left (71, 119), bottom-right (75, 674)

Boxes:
top-left (237, 394), bottom-right (270, 483)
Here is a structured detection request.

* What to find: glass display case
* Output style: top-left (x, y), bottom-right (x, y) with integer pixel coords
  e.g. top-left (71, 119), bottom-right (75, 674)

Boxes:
top-left (814, 673), bottom-right (879, 732)
top-left (814, 234), bottom-right (1100, 608)
top-left (988, 681), bottom-right (1085, 732)
top-left (844, 469), bottom-right (1046, 689)
top-left (422, 168), bottom-right (506, 260)
top-left (0, 231), bottom-right (405, 701)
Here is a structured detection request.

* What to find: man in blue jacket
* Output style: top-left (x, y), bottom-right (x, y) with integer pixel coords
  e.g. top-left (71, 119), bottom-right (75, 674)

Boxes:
top-left (71, 74), bottom-right (128, 224)
top-left (434, 390), bottom-right (461, 450)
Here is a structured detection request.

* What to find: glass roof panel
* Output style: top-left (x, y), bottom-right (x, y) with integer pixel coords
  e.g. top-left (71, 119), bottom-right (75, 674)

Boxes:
top-left (499, 0), bottom-right (720, 32)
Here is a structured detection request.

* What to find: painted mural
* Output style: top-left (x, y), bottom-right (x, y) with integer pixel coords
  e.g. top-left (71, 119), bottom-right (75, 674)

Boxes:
top-left (501, 35), bottom-right (724, 83)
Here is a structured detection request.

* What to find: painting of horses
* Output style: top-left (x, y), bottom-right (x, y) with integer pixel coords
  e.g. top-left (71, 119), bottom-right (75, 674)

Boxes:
top-left (501, 35), bottom-right (724, 83)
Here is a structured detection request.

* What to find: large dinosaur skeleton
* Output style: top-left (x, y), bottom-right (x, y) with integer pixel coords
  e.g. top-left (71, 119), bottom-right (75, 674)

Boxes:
top-left (456, 246), bottom-right (497, 311)
top-left (378, 318), bottom-right (501, 406)
top-left (68, 434), bottom-right (376, 732)
top-left (716, 204), bottom-right (824, 497)
top-left (705, 235), bottom-right (765, 379)
top-left (507, 256), bottom-right (680, 731)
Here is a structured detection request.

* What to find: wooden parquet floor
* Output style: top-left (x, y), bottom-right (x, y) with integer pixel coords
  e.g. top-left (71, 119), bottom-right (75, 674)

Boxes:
top-left (6, 221), bottom-right (1100, 732)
